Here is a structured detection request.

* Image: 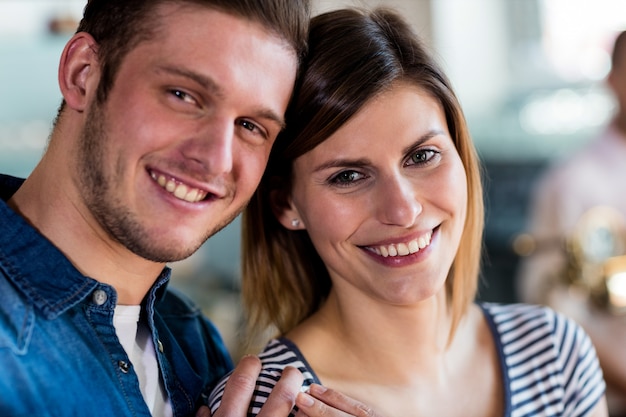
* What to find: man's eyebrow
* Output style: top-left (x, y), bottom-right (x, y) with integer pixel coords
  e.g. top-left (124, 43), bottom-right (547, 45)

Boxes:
top-left (154, 65), bottom-right (285, 129)
top-left (256, 108), bottom-right (286, 130)
top-left (155, 65), bottom-right (225, 98)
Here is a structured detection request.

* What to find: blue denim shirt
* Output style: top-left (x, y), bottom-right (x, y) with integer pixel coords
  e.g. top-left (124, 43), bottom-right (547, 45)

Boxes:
top-left (0, 174), bottom-right (233, 416)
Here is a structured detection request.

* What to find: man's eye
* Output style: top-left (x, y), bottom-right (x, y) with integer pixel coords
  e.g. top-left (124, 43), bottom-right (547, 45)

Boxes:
top-left (239, 120), bottom-right (259, 133)
top-left (171, 90), bottom-right (195, 104)
top-left (236, 119), bottom-right (269, 144)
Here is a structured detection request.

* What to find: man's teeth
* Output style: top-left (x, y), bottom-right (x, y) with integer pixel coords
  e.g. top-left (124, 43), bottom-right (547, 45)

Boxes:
top-left (150, 172), bottom-right (208, 203)
top-left (370, 232), bottom-right (432, 258)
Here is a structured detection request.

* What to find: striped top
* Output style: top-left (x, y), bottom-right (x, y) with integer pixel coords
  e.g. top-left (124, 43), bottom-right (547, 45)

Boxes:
top-left (209, 303), bottom-right (605, 416)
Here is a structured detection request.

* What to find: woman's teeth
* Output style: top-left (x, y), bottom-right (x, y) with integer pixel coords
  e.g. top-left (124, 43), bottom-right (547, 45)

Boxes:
top-left (370, 232), bottom-right (432, 258)
top-left (150, 172), bottom-right (208, 203)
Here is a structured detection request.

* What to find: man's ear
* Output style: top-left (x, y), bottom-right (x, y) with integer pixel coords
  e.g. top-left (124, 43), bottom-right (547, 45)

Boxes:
top-left (58, 32), bottom-right (100, 112)
top-left (269, 180), bottom-right (306, 230)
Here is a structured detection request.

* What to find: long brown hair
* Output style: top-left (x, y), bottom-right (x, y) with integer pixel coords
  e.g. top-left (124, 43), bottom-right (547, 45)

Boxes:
top-left (243, 7), bottom-right (484, 344)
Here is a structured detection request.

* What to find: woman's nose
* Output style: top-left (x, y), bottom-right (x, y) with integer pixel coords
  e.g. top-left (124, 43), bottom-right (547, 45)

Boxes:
top-left (376, 175), bottom-right (422, 227)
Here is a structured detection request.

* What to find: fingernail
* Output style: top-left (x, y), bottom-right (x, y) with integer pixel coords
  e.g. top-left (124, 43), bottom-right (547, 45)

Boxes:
top-left (297, 392), bottom-right (315, 407)
top-left (309, 384), bottom-right (327, 395)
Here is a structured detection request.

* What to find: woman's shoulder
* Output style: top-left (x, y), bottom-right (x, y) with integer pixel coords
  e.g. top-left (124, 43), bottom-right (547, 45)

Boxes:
top-left (259, 337), bottom-right (303, 363)
top-left (479, 301), bottom-right (571, 333)
top-left (257, 338), bottom-right (319, 381)
top-left (478, 302), bottom-right (606, 415)
top-left (208, 338), bottom-right (320, 415)
top-left (479, 301), bottom-right (601, 378)
top-left (478, 301), bottom-right (597, 361)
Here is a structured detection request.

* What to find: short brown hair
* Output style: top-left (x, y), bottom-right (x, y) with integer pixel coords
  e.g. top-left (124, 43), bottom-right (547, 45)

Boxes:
top-left (69, 0), bottom-right (310, 104)
top-left (242, 7), bottom-right (484, 343)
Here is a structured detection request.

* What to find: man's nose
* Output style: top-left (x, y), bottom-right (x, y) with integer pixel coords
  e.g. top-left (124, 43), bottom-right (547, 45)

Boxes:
top-left (184, 120), bottom-right (235, 176)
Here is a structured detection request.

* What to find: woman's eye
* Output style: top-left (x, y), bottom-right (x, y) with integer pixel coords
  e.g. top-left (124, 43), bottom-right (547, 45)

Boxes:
top-left (329, 170), bottom-right (365, 186)
top-left (408, 149), bottom-right (437, 165)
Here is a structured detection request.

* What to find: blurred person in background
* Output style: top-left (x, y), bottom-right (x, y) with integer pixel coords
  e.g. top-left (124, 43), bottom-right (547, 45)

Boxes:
top-left (517, 30), bottom-right (626, 417)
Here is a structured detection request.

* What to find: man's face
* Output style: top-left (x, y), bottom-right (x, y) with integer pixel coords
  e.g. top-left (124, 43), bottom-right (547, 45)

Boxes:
top-left (76, 4), bottom-right (297, 262)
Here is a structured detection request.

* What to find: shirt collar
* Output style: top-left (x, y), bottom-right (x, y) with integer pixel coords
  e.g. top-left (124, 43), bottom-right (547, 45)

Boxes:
top-left (0, 174), bottom-right (171, 318)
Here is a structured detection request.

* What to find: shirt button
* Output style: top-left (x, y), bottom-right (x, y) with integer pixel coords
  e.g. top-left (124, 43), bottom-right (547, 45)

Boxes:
top-left (157, 340), bottom-right (164, 353)
top-left (92, 289), bottom-right (108, 305)
top-left (118, 360), bottom-right (130, 374)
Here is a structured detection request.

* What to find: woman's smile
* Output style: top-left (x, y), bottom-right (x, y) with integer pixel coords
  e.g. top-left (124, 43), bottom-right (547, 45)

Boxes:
top-left (364, 229), bottom-right (433, 258)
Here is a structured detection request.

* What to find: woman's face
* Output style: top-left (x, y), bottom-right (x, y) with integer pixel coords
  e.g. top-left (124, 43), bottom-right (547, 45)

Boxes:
top-left (281, 84), bottom-right (468, 306)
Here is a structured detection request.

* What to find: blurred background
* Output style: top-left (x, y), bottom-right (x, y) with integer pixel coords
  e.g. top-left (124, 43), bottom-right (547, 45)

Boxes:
top-left (1, 0), bottom-right (625, 359)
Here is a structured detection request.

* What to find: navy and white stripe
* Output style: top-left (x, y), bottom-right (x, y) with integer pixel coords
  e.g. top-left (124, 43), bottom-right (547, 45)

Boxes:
top-left (482, 303), bottom-right (605, 417)
top-left (209, 303), bottom-right (605, 417)
top-left (209, 338), bottom-right (318, 416)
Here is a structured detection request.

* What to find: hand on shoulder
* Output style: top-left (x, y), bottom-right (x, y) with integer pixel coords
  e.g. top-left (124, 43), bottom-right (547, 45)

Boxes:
top-left (201, 355), bottom-right (383, 417)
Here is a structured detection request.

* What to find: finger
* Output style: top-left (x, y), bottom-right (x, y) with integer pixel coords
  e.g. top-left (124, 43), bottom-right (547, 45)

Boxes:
top-left (257, 366), bottom-right (304, 417)
top-left (296, 384), bottom-right (380, 417)
top-left (295, 392), bottom-right (351, 417)
top-left (214, 355), bottom-right (262, 416)
top-left (195, 405), bottom-right (211, 417)
top-left (293, 407), bottom-right (311, 417)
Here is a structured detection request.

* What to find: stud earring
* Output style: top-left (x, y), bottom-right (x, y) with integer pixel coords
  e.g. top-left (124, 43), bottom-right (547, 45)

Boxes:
top-left (291, 218), bottom-right (300, 227)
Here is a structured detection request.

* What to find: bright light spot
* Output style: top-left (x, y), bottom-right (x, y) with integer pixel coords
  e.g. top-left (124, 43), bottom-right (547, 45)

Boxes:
top-left (0, 120), bottom-right (49, 150)
top-left (519, 89), bottom-right (613, 135)
top-left (607, 272), bottom-right (626, 307)
top-left (580, 49), bottom-right (612, 81)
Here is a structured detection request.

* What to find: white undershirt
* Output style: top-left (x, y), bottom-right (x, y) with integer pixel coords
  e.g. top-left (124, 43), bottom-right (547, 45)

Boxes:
top-left (113, 305), bottom-right (173, 417)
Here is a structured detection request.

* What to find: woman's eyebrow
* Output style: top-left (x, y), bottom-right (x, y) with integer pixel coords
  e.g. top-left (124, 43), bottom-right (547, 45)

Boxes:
top-left (401, 129), bottom-right (446, 156)
top-left (312, 129), bottom-right (448, 173)
top-left (312, 158), bottom-right (371, 173)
